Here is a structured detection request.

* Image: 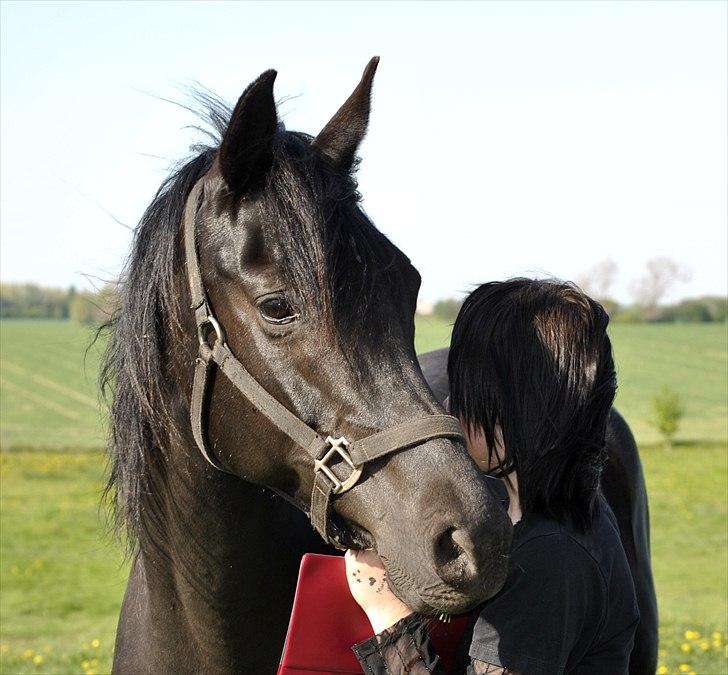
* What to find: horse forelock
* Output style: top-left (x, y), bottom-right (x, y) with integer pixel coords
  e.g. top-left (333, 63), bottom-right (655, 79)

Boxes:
top-left (263, 132), bottom-right (411, 346)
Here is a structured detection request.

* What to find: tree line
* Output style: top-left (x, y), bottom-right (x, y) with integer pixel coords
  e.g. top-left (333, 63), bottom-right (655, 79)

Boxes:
top-left (1, 273), bottom-right (725, 326)
top-left (0, 283), bottom-right (116, 324)
top-left (427, 294), bottom-right (726, 324)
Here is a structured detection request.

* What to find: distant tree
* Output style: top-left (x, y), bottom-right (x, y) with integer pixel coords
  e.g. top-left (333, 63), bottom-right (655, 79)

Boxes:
top-left (629, 257), bottom-right (690, 321)
top-left (651, 386), bottom-right (684, 450)
top-left (69, 293), bottom-right (96, 324)
top-left (0, 283), bottom-right (70, 319)
top-left (597, 297), bottom-right (621, 317)
top-left (610, 305), bottom-right (646, 324)
top-left (577, 259), bottom-right (620, 316)
top-left (69, 285), bottom-right (117, 325)
top-left (432, 298), bottom-right (463, 323)
top-left (701, 295), bottom-right (728, 323)
top-left (657, 299), bottom-right (712, 323)
top-left (578, 258), bottom-right (618, 299)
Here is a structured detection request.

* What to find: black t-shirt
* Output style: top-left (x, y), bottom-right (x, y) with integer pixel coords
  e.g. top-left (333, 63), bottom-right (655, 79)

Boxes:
top-left (469, 498), bottom-right (639, 674)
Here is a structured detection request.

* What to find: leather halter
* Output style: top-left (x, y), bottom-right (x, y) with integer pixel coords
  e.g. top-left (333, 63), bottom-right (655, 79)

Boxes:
top-left (182, 178), bottom-right (465, 548)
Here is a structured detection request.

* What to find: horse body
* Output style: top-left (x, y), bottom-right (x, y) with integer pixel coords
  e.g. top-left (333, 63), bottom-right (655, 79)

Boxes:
top-left (418, 348), bottom-right (658, 675)
top-left (106, 62), bottom-right (512, 674)
top-left (602, 408), bottom-right (659, 675)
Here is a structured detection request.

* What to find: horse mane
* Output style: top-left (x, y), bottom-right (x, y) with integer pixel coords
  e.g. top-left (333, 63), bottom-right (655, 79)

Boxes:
top-left (101, 93), bottom-right (407, 544)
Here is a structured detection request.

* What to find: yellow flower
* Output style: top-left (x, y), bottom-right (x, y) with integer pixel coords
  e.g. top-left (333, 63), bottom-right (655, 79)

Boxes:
top-left (699, 639), bottom-right (710, 651)
top-left (33, 655), bottom-right (43, 665)
top-left (657, 665), bottom-right (668, 674)
top-left (678, 665), bottom-right (691, 673)
top-left (711, 630), bottom-right (722, 640)
top-left (684, 629), bottom-right (700, 640)
top-left (713, 639), bottom-right (722, 648)
top-left (680, 642), bottom-right (692, 653)
top-left (22, 649), bottom-right (34, 658)
top-left (91, 638), bottom-right (100, 649)
top-left (81, 660), bottom-right (90, 669)
top-left (0, 644), bottom-right (8, 653)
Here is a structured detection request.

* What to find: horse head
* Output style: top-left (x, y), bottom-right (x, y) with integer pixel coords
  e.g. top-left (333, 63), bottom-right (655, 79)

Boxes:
top-left (109, 59), bottom-right (511, 617)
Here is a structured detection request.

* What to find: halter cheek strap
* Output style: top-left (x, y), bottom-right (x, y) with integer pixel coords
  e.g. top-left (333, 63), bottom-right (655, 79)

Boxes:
top-left (183, 178), bottom-right (465, 548)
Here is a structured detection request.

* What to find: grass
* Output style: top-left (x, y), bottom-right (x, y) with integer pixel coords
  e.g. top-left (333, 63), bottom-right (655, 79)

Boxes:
top-left (609, 324), bottom-right (728, 445)
top-left (0, 321), bottom-right (105, 449)
top-left (414, 315), bottom-right (458, 355)
top-left (640, 445), bottom-right (728, 674)
top-left (0, 451), bottom-right (127, 675)
top-left (0, 445), bottom-right (724, 674)
top-left (0, 318), bottom-right (726, 674)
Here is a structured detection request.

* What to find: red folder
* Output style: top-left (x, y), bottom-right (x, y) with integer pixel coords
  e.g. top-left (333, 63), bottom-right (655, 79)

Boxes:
top-left (278, 553), bottom-right (468, 674)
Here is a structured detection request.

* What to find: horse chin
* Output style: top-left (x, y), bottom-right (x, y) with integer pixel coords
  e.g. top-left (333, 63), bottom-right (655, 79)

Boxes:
top-left (379, 556), bottom-right (485, 617)
top-left (389, 581), bottom-right (477, 617)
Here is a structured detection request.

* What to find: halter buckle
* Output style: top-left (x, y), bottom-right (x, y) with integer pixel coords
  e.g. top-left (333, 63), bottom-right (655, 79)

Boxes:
top-left (314, 436), bottom-right (363, 495)
top-left (197, 315), bottom-right (225, 350)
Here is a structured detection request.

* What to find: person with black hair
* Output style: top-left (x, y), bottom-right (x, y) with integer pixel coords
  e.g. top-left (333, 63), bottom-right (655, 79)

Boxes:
top-left (346, 279), bottom-right (640, 674)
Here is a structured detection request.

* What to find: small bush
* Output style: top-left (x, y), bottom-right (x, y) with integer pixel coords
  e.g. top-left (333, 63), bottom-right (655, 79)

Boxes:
top-left (652, 386), bottom-right (684, 450)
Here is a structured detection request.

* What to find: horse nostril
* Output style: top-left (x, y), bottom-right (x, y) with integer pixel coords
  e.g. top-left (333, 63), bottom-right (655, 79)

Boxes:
top-left (433, 526), bottom-right (479, 589)
top-left (434, 527), bottom-right (463, 568)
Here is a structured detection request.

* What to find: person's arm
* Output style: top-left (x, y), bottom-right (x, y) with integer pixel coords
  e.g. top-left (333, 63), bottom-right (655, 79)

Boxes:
top-left (346, 550), bottom-right (518, 674)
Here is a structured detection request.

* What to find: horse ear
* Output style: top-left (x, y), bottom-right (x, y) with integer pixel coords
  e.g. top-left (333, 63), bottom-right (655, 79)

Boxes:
top-left (219, 70), bottom-right (278, 195)
top-left (312, 57), bottom-right (379, 172)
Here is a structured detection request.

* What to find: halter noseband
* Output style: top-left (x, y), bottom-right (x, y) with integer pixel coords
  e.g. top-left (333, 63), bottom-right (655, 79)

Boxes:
top-left (182, 178), bottom-right (465, 548)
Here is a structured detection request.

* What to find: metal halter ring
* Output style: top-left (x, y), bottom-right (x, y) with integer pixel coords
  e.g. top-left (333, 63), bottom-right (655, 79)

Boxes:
top-left (314, 436), bottom-right (363, 495)
top-left (197, 315), bottom-right (225, 349)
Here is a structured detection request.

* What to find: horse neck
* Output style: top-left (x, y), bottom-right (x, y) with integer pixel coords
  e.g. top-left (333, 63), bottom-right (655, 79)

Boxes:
top-left (115, 261), bottom-right (331, 670)
top-left (129, 417), bottom-right (325, 671)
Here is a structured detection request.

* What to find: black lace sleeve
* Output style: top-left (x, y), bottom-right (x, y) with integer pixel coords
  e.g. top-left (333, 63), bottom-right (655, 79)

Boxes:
top-left (352, 615), bottom-right (514, 674)
top-left (352, 615), bottom-right (443, 674)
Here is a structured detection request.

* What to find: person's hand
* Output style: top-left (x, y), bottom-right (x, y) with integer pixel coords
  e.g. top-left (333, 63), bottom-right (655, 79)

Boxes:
top-left (344, 549), bottom-right (414, 634)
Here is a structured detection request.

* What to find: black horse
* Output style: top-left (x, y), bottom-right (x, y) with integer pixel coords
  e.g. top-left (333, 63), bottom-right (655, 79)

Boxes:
top-left (419, 349), bottom-right (658, 675)
top-left (103, 60), bottom-right (512, 674)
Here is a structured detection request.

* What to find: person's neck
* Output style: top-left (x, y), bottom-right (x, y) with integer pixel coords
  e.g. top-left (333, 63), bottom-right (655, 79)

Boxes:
top-left (503, 472), bottom-right (522, 524)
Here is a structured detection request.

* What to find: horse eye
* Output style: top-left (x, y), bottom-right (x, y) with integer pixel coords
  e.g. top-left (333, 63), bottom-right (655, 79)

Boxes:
top-left (258, 296), bottom-right (299, 324)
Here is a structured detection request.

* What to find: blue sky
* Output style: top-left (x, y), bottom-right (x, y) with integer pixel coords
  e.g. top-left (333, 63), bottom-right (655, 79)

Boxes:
top-left (1, 1), bottom-right (726, 303)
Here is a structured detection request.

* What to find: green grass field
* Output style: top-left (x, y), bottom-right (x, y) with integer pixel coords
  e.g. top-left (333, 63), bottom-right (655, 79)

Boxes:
top-left (1, 318), bottom-right (726, 674)
top-left (0, 321), bottom-right (105, 449)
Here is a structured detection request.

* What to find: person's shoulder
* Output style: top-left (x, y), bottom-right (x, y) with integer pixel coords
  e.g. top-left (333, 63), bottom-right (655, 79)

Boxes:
top-left (565, 498), bottom-right (632, 580)
top-left (511, 514), bottom-right (601, 573)
top-left (471, 518), bottom-right (603, 673)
